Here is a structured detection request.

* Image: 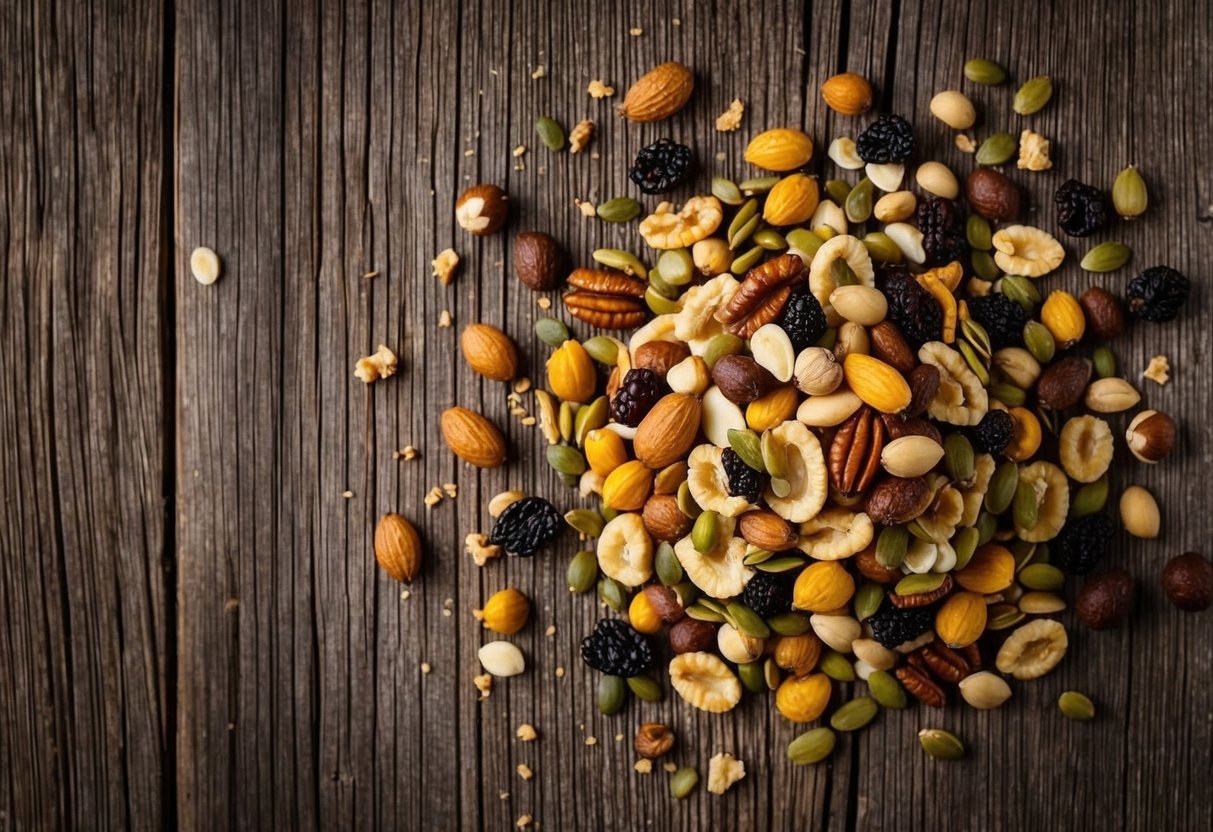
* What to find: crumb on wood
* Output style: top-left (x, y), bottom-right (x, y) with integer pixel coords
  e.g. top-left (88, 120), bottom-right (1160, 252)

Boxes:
top-left (466, 533), bottom-right (502, 567)
top-left (536, 297), bottom-right (552, 310)
top-left (587, 80), bottom-right (615, 99)
top-left (438, 310), bottom-right (452, 328)
top-left (544, 625), bottom-right (555, 637)
top-left (955, 133), bottom-right (977, 154)
top-left (474, 673), bottom-right (493, 700)
top-left (569, 120), bottom-right (594, 154)
top-left (1017, 129), bottom-right (1052, 171)
top-left (420, 662), bottom-right (432, 674)
top-left (361, 270), bottom-right (379, 280)
top-left (516, 723), bottom-right (538, 742)
top-left (432, 248), bottom-right (459, 284)
top-left (634, 759), bottom-right (653, 774)
top-left (341, 490), bottom-right (354, 499)
top-left (715, 99), bottom-right (744, 132)
top-left (516, 763), bottom-right (533, 780)
top-left (530, 65), bottom-right (546, 79)
top-left (424, 486), bottom-right (445, 507)
top-left (575, 198), bottom-right (596, 218)
top-left (513, 145), bottom-right (527, 157)
top-left (354, 345), bottom-right (397, 383)
top-left (1143, 354), bottom-right (1170, 385)
top-left (584, 736), bottom-right (598, 746)
top-left (629, 26), bottom-right (643, 36)
top-left (442, 482), bottom-right (457, 498)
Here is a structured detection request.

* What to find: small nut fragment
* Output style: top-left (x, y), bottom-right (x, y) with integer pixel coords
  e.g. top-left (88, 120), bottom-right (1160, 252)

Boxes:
top-left (715, 98), bottom-right (745, 132)
top-left (1125, 410), bottom-right (1177, 463)
top-left (189, 246), bottom-right (222, 285)
top-left (669, 652), bottom-right (742, 712)
top-left (431, 248), bottom-right (460, 284)
top-left (1142, 354), bottom-right (1170, 385)
top-left (634, 722), bottom-right (676, 759)
top-left (465, 532), bottom-right (502, 567)
top-left (706, 752), bottom-right (746, 795)
top-left (456, 184), bottom-right (509, 236)
top-left (568, 119), bottom-right (595, 153)
top-left (354, 345), bottom-right (398, 383)
top-left (640, 196), bottom-right (724, 250)
top-left (1016, 130), bottom-right (1052, 171)
top-left (587, 79), bottom-right (615, 98)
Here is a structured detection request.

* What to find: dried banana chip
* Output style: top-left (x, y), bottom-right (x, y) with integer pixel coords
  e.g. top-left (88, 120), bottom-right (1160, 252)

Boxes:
top-left (796, 507), bottom-right (874, 560)
top-left (762, 420), bottom-right (828, 523)
top-left (991, 225), bottom-right (1065, 278)
top-left (669, 651), bottom-right (743, 712)
top-left (688, 444), bottom-right (753, 517)
top-left (673, 516), bottom-right (751, 598)
top-left (918, 341), bottom-right (989, 426)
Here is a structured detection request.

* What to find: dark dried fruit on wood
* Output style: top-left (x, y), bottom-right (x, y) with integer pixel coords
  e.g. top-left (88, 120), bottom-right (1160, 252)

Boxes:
top-left (490, 496), bottom-right (562, 556)
top-left (1035, 357), bottom-right (1092, 410)
top-left (1161, 553), bottom-right (1213, 612)
top-left (1054, 179), bottom-right (1108, 237)
top-left (581, 618), bottom-right (653, 676)
top-left (1075, 568), bottom-right (1135, 629)
top-left (1126, 266), bottom-right (1190, 323)
top-left (856, 113), bottom-right (915, 163)
top-left (629, 138), bottom-right (693, 194)
top-left (1053, 513), bottom-right (1114, 574)
top-left (513, 231), bottom-right (568, 291)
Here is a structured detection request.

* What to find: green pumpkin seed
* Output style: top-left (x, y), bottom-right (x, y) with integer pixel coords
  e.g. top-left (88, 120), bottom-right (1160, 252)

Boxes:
top-left (574, 396), bottom-right (609, 445)
top-left (567, 549), bottom-right (599, 593)
top-left (753, 228), bottom-right (788, 250)
top-left (704, 332), bottom-right (744, 368)
top-left (788, 727), bottom-right (837, 765)
top-left (676, 481), bottom-right (702, 519)
top-left (965, 215), bottom-right (993, 251)
top-left (669, 766), bottom-right (699, 799)
top-left (1020, 562), bottom-right (1065, 592)
top-left (1112, 165), bottom-right (1147, 219)
top-left (627, 674), bottom-right (664, 702)
top-left (761, 431), bottom-right (789, 478)
top-left (712, 176), bottom-right (744, 206)
top-left (785, 228), bottom-right (824, 257)
top-left (601, 504), bottom-right (618, 523)
top-left (819, 650), bottom-right (856, 682)
top-left (684, 602), bottom-right (726, 623)
top-left (1070, 476), bottom-right (1109, 518)
top-left (730, 245), bottom-right (764, 274)
top-left (755, 555), bottom-right (806, 573)
top-left (768, 611), bottom-right (812, 636)
top-left (763, 657), bottom-right (781, 690)
top-left (971, 249), bottom-right (1000, 281)
top-left (1013, 477), bottom-right (1040, 530)
top-left (1013, 75), bottom-right (1053, 115)
top-left (975, 510), bottom-right (998, 545)
top-left (597, 674), bottom-right (627, 715)
top-left (831, 258), bottom-right (860, 287)
top-left (918, 728), bottom-right (965, 760)
top-left (862, 231), bottom-right (903, 263)
top-left (672, 582), bottom-right (698, 608)
top-left (961, 318), bottom-right (992, 361)
top-left (1058, 690), bottom-right (1095, 721)
top-left (1009, 538), bottom-right (1037, 569)
top-left (564, 508), bottom-right (604, 538)
top-left (825, 179), bottom-right (852, 205)
top-left (655, 541), bottom-right (683, 585)
top-left (868, 669), bottom-right (909, 710)
top-left (727, 429), bottom-right (766, 472)
top-left (1023, 320), bottom-right (1056, 364)
top-left (768, 477), bottom-right (792, 499)
top-left (535, 116), bottom-right (565, 151)
top-left (906, 519), bottom-right (937, 543)
top-left (895, 572), bottom-right (948, 596)
top-left (952, 526), bottom-right (980, 571)
top-left (645, 285), bottom-right (681, 315)
top-left (845, 178), bottom-right (875, 224)
top-left (1035, 542), bottom-right (1051, 565)
top-left (534, 316), bottom-right (570, 346)
top-left (1080, 241), bottom-right (1131, 273)
top-left (744, 547), bottom-right (776, 566)
top-left (988, 604), bottom-right (1026, 631)
top-left (593, 248), bottom-right (647, 277)
top-left (557, 471), bottom-right (578, 488)
top-left (976, 131), bottom-right (1017, 166)
top-left (964, 57), bottom-right (1007, 86)
top-left (957, 340), bottom-right (990, 386)
top-left (728, 602), bottom-right (771, 639)
top-left (830, 697), bottom-right (879, 732)
top-left (558, 401), bottom-right (574, 443)
top-left (854, 582), bottom-right (885, 621)
top-left (727, 199), bottom-right (760, 248)
top-left (816, 328), bottom-right (837, 350)
top-left (656, 248), bottom-right (695, 286)
top-left (1093, 346), bottom-right (1116, 379)
top-left (739, 176), bottom-right (779, 194)
top-left (1000, 274), bottom-right (1041, 311)
top-left (547, 444), bottom-right (586, 476)
top-left (989, 381), bottom-right (1027, 407)
top-left (691, 511), bottom-right (719, 553)
top-left (944, 433), bottom-right (976, 482)
top-left (737, 661), bottom-right (766, 694)
top-left (597, 197), bottom-right (641, 223)
top-left (876, 525), bottom-right (909, 569)
top-left (598, 577), bottom-right (629, 612)
top-left (985, 461), bottom-right (1019, 515)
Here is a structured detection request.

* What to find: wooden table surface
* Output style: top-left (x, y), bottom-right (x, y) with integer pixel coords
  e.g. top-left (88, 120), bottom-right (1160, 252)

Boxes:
top-left (3, 0), bottom-right (1212, 829)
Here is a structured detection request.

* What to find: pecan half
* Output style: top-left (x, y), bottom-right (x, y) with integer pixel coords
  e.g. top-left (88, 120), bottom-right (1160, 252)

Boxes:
top-left (714, 253), bottom-right (801, 336)
top-left (563, 267), bottom-right (647, 329)
top-left (828, 407), bottom-right (885, 495)
top-left (895, 665), bottom-right (946, 707)
top-left (881, 413), bottom-right (943, 445)
top-left (889, 574), bottom-right (954, 608)
top-left (869, 321), bottom-right (916, 374)
top-left (918, 641), bottom-right (972, 683)
top-left (959, 642), bottom-right (982, 671)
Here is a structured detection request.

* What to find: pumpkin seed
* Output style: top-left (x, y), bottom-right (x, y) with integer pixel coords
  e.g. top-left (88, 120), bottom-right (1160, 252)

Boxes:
top-left (975, 510), bottom-right (998, 545)
top-left (867, 670), bottom-right (908, 710)
top-left (845, 178), bottom-right (875, 223)
top-left (958, 340), bottom-right (990, 385)
top-left (669, 766), bottom-right (699, 799)
top-left (567, 549), bottom-right (599, 593)
top-left (944, 433), bottom-right (976, 482)
top-left (601, 505), bottom-right (618, 523)
top-left (985, 461), bottom-right (1019, 514)
top-left (862, 231), bottom-right (903, 263)
top-left (704, 332), bottom-right (744, 368)
top-left (646, 268), bottom-right (679, 300)
top-left (535, 116), bottom-right (565, 151)
top-left (965, 215), bottom-right (993, 250)
top-left (854, 582), bottom-right (884, 621)
top-left (918, 728), bottom-right (965, 760)
top-left (728, 601), bottom-right (771, 639)
top-left (727, 429), bottom-right (766, 472)
top-left (768, 477), bottom-right (792, 499)
top-left (1013, 477), bottom-right (1040, 530)
top-left (895, 572), bottom-right (948, 596)
top-left (729, 245), bottom-right (764, 274)
top-left (761, 431), bottom-right (789, 478)
top-left (739, 176), bottom-right (779, 194)
top-left (1013, 75), bottom-right (1053, 115)
top-left (598, 577), bottom-right (629, 612)
top-left (989, 381), bottom-right (1027, 407)
top-left (876, 525), bottom-right (909, 569)
top-left (763, 657), bottom-right (782, 690)
top-left (753, 228), bottom-right (788, 250)
top-left (593, 248), bottom-right (647, 277)
top-left (1020, 562), bottom-right (1065, 592)
top-left (964, 57), bottom-right (1007, 86)
top-left (988, 603), bottom-right (1026, 631)
top-left (825, 179), bottom-right (852, 205)
top-left (952, 526), bottom-right (980, 571)
top-left (1000, 274), bottom-right (1040, 311)
top-left (737, 661), bottom-right (766, 694)
top-left (1112, 165), bottom-right (1147, 219)
top-left (597, 674), bottom-right (627, 715)
top-left (788, 727), bottom-right (837, 765)
top-left (785, 228), bottom-right (824, 258)
top-left (831, 258), bottom-right (859, 287)
top-left (534, 316), bottom-right (570, 346)
top-left (597, 197), bottom-right (641, 223)
top-left (547, 444), bottom-right (586, 476)
top-left (655, 541), bottom-right (683, 585)
top-left (691, 511), bottom-right (719, 553)
top-left (744, 547), bottom-right (776, 566)
top-left (830, 697), bottom-right (879, 732)
top-left (1070, 476), bottom-right (1109, 518)
top-left (712, 176), bottom-right (744, 205)
top-left (627, 674), bottom-right (664, 702)
top-left (685, 602), bottom-right (726, 623)
top-left (1093, 346), bottom-right (1116, 379)
top-left (1009, 539), bottom-right (1037, 570)
top-left (1058, 690), bottom-right (1096, 721)
top-left (819, 650), bottom-right (855, 682)
top-left (906, 519), bottom-right (936, 543)
top-left (558, 401), bottom-right (574, 442)
top-left (1080, 241), bottom-right (1131, 273)
top-left (1023, 320), bottom-right (1056, 363)
top-left (656, 248), bottom-right (695, 286)
top-left (971, 249), bottom-right (1000, 281)
top-left (564, 508), bottom-right (604, 538)
top-left (961, 318), bottom-right (992, 361)
top-left (676, 480), bottom-right (702, 519)
top-left (574, 396), bottom-right (609, 445)
top-left (768, 611), bottom-right (812, 636)
top-left (727, 198), bottom-right (760, 247)
top-left (976, 131), bottom-right (1017, 166)
top-left (645, 285), bottom-right (681, 315)
top-left (755, 555), bottom-right (806, 573)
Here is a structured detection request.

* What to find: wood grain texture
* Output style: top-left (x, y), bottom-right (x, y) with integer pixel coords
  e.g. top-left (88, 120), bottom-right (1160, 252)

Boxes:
top-left (2, 0), bottom-right (1212, 830)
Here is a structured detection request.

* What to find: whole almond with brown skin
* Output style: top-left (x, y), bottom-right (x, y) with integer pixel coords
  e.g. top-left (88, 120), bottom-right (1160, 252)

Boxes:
top-left (869, 321), bottom-right (916, 374)
top-left (455, 184), bottom-right (509, 236)
top-left (643, 494), bottom-right (693, 542)
top-left (374, 513), bottom-right (421, 583)
top-left (1075, 569), bottom-right (1135, 629)
top-left (440, 406), bottom-right (507, 468)
top-left (1079, 286), bottom-right (1125, 340)
top-left (1036, 357), bottom-right (1092, 410)
top-left (634, 340), bottom-right (691, 378)
top-left (669, 617), bottom-right (717, 653)
top-left (829, 408), bottom-right (885, 495)
top-left (1161, 553), bottom-right (1213, 612)
top-left (634, 393), bottom-right (702, 469)
top-left (460, 323), bottom-right (518, 381)
top-left (854, 547), bottom-right (902, 584)
top-left (882, 414), bottom-right (942, 444)
top-left (617, 62), bottom-right (695, 122)
top-left (906, 364), bottom-right (941, 417)
top-left (711, 354), bottom-right (775, 405)
top-left (865, 476), bottom-right (933, 524)
top-left (642, 585), bottom-right (686, 623)
top-left (820, 72), bottom-right (874, 115)
top-left (739, 510), bottom-right (799, 551)
top-left (966, 168), bottom-right (1020, 221)
top-left (513, 231), bottom-right (567, 291)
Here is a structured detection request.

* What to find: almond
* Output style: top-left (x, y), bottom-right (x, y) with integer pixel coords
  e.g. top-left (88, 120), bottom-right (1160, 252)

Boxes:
top-left (642, 494), bottom-right (693, 542)
top-left (738, 510), bottom-right (799, 551)
top-left (440, 406), bottom-right (507, 468)
top-left (865, 476), bottom-right (933, 525)
top-left (617, 62), bottom-right (695, 122)
top-left (634, 393), bottom-right (701, 469)
top-left (868, 321), bottom-right (916, 374)
top-left (374, 513), bottom-right (421, 583)
top-left (820, 72), bottom-right (873, 116)
top-left (460, 323), bottom-right (518, 381)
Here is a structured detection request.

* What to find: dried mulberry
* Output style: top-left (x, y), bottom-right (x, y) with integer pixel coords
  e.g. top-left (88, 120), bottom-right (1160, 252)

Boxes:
top-left (1053, 514), bottom-right (1115, 574)
top-left (490, 496), bottom-right (562, 556)
top-left (1054, 179), bottom-right (1108, 238)
top-left (868, 604), bottom-right (934, 649)
top-left (856, 114), bottom-right (915, 164)
top-left (1126, 266), bottom-right (1189, 323)
top-left (741, 572), bottom-right (793, 617)
top-left (610, 368), bottom-right (669, 427)
top-left (776, 287), bottom-right (828, 352)
top-left (581, 618), bottom-right (654, 677)
top-left (878, 267), bottom-right (942, 346)
top-left (629, 138), bottom-right (694, 195)
top-left (917, 198), bottom-right (968, 267)
top-left (967, 294), bottom-right (1027, 350)
top-left (722, 448), bottom-right (764, 502)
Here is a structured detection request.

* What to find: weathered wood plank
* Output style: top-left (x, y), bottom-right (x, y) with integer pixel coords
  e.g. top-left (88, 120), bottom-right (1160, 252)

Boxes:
top-left (0, 1), bottom-right (169, 830)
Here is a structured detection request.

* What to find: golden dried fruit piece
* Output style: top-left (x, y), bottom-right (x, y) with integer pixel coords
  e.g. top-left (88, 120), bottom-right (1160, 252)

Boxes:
top-left (775, 672), bottom-right (832, 723)
top-left (995, 619), bottom-right (1068, 680)
top-left (617, 61), bottom-right (695, 122)
top-left (634, 392), bottom-right (703, 469)
top-left (669, 651), bottom-right (742, 713)
top-left (843, 354), bottom-right (912, 414)
top-left (792, 561), bottom-right (856, 613)
top-left (584, 428), bottom-right (628, 478)
top-left (1059, 415), bottom-right (1114, 483)
top-left (628, 590), bottom-right (664, 634)
top-left (820, 72), bottom-right (873, 116)
top-left (546, 339), bottom-right (597, 403)
top-left (1040, 290), bottom-right (1085, 349)
top-left (744, 128), bottom-right (815, 172)
top-left (602, 460), bottom-right (654, 511)
top-left (935, 591), bottom-right (987, 648)
top-left (774, 633), bottom-right (823, 677)
top-left (475, 588), bottom-right (530, 635)
top-left (374, 513), bottom-right (421, 583)
top-left (440, 407), bottom-right (507, 468)
top-left (955, 543), bottom-right (1014, 594)
top-left (460, 323), bottom-right (519, 381)
top-left (746, 385), bottom-right (799, 432)
top-left (455, 184), bottom-right (509, 236)
top-left (763, 173), bottom-right (821, 226)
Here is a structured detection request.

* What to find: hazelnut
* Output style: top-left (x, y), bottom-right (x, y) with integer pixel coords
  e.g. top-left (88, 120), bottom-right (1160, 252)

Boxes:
top-left (1079, 287), bottom-right (1126, 340)
top-left (1036, 357), bottom-right (1092, 411)
top-left (906, 364), bottom-right (941, 417)
top-left (710, 354), bottom-right (775, 405)
top-left (642, 584), bottom-right (686, 623)
top-left (634, 722), bottom-right (676, 759)
top-left (512, 231), bottom-right (567, 291)
top-left (1075, 569), bottom-right (1135, 630)
top-left (642, 494), bottom-right (693, 542)
top-left (1161, 553), bottom-right (1213, 612)
top-left (633, 340), bottom-right (692, 378)
top-left (669, 617), bottom-right (717, 654)
top-left (455, 184), bottom-right (509, 236)
top-left (865, 475), bottom-right (933, 525)
top-left (966, 168), bottom-right (1021, 221)
top-left (1125, 410), bottom-right (1177, 464)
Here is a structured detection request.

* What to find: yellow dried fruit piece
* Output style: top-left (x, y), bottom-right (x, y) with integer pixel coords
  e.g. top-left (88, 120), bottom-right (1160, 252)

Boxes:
top-left (796, 508), bottom-right (874, 561)
top-left (843, 354), bottom-right (912, 413)
top-left (547, 340), bottom-right (596, 403)
top-left (628, 590), bottom-right (664, 634)
top-left (763, 174), bottom-right (821, 226)
top-left (774, 633), bottom-right (823, 677)
top-left (775, 672), bottom-right (832, 723)
top-left (916, 265), bottom-right (961, 343)
top-left (1040, 290), bottom-right (1085, 349)
top-left (744, 127), bottom-right (815, 172)
top-left (955, 543), bottom-right (1015, 593)
top-left (475, 588), bottom-right (531, 635)
top-left (992, 225), bottom-right (1065, 277)
top-left (640, 196), bottom-right (724, 250)
top-left (995, 619), bottom-right (1068, 680)
top-left (1058, 416), bottom-right (1114, 483)
top-left (669, 651), bottom-right (743, 712)
top-left (1005, 406), bottom-right (1042, 461)
top-left (584, 428), bottom-right (628, 478)
top-left (935, 591), bottom-right (987, 648)
top-left (602, 460), bottom-right (654, 511)
top-left (792, 561), bottom-right (856, 612)
top-left (746, 385), bottom-right (799, 432)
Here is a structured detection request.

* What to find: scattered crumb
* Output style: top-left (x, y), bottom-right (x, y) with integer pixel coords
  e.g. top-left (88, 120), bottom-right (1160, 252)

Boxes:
top-left (224, 598), bottom-right (239, 613)
top-left (489, 69), bottom-right (499, 76)
top-left (968, 278), bottom-right (993, 297)
top-left (634, 759), bottom-right (653, 774)
top-left (341, 490), bottom-right (354, 499)
top-left (420, 662), bottom-right (432, 674)
top-left (463, 148), bottom-right (475, 157)
top-left (588, 80), bottom-right (615, 99)
top-left (537, 166), bottom-right (546, 176)
top-left (354, 345), bottom-right (398, 383)
top-left (590, 151), bottom-right (600, 160)
top-left (715, 99), bottom-right (745, 132)
top-left (575, 198), bottom-right (597, 218)
top-left (1017, 129), bottom-right (1053, 171)
top-left (663, 762), bottom-right (678, 773)
top-left (393, 445), bottom-right (418, 461)
top-left (474, 673), bottom-right (493, 700)
top-left (521, 416), bottom-right (537, 426)
top-left (584, 736), bottom-right (598, 746)
top-left (955, 133), bottom-right (977, 154)
top-left (516, 816), bottom-right (533, 829)
top-left (424, 486), bottom-right (445, 507)
top-left (555, 666), bottom-right (565, 678)
top-left (544, 625), bottom-right (556, 637)
top-left (714, 151), bottom-right (727, 162)
top-left (629, 27), bottom-right (643, 36)
top-left (516, 763), bottom-right (534, 780)
top-left (1143, 354), bottom-right (1170, 385)
top-left (432, 248), bottom-right (459, 284)
top-left (442, 482), bottom-right (458, 498)
top-left (438, 310), bottom-right (452, 328)
top-left (465, 532), bottom-right (503, 567)
top-left (530, 65), bottom-right (546, 80)
top-left (672, 17), bottom-right (681, 25)
top-left (400, 589), bottom-right (411, 601)
top-left (513, 145), bottom-right (527, 158)
top-left (536, 297), bottom-right (552, 310)
top-left (707, 752), bottom-right (746, 795)
top-left (614, 734), bottom-right (624, 742)
top-left (499, 791), bottom-right (510, 800)
top-left (513, 377), bottom-right (532, 394)
top-left (569, 120), bottom-right (594, 154)
top-left (441, 609), bottom-right (452, 618)
top-left (361, 270), bottom-right (379, 280)
top-left (516, 723), bottom-right (538, 742)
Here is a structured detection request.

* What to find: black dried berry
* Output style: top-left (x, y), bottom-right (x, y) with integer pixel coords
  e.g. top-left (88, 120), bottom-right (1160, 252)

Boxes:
top-left (1126, 266), bottom-right (1190, 323)
top-left (971, 409), bottom-right (1014, 456)
top-left (580, 618), bottom-right (653, 677)
top-left (878, 267), bottom-right (942, 346)
top-left (1054, 179), bottom-right (1108, 238)
top-left (610, 368), bottom-right (668, 427)
top-left (855, 114), bottom-right (915, 164)
top-left (916, 198), bottom-right (968, 267)
top-left (775, 287), bottom-right (828, 352)
top-left (741, 572), bottom-right (793, 618)
top-left (967, 293), bottom-right (1027, 350)
top-left (1053, 514), bottom-right (1115, 575)
top-left (868, 604), bottom-right (935, 649)
top-left (629, 138), bottom-right (693, 195)
top-left (722, 448), bottom-right (764, 502)
top-left (489, 496), bottom-right (562, 557)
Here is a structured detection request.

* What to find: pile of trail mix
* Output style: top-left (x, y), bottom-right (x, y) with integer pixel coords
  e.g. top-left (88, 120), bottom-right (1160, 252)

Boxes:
top-left (381, 57), bottom-right (1211, 789)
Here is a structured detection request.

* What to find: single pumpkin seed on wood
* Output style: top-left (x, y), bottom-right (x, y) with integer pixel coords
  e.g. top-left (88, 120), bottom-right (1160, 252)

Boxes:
top-left (567, 549), bottom-right (598, 593)
top-left (655, 541), bottom-right (683, 585)
top-left (1080, 241), bottom-right (1131, 272)
top-left (768, 611), bottom-right (812, 636)
top-left (1013, 75), bottom-right (1053, 115)
top-left (830, 697), bottom-right (879, 732)
top-left (547, 444), bottom-right (586, 476)
top-left (1112, 165), bottom-right (1148, 219)
top-left (867, 669), bottom-right (908, 710)
top-left (975, 132), bottom-right (1017, 166)
top-left (535, 116), bottom-right (566, 150)
top-left (564, 509), bottom-right (604, 538)
top-left (918, 728), bottom-right (965, 760)
top-left (596, 196), bottom-right (642, 223)
top-left (597, 674), bottom-right (627, 715)
top-left (669, 766), bottom-right (699, 799)
top-left (593, 248), bottom-right (648, 277)
top-left (534, 316), bottom-right (570, 346)
top-left (1058, 690), bottom-right (1096, 721)
top-left (1092, 346), bottom-right (1117, 379)
top-left (788, 727), bottom-right (837, 765)
top-left (1070, 476), bottom-right (1109, 518)
top-left (627, 674), bottom-right (664, 702)
top-left (598, 577), bottom-right (629, 612)
top-left (963, 57), bottom-right (1007, 85)
top-left (712, 176), bottom-right (744, 205)
top-left (1019, 562), bottom-right (1065, 591)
